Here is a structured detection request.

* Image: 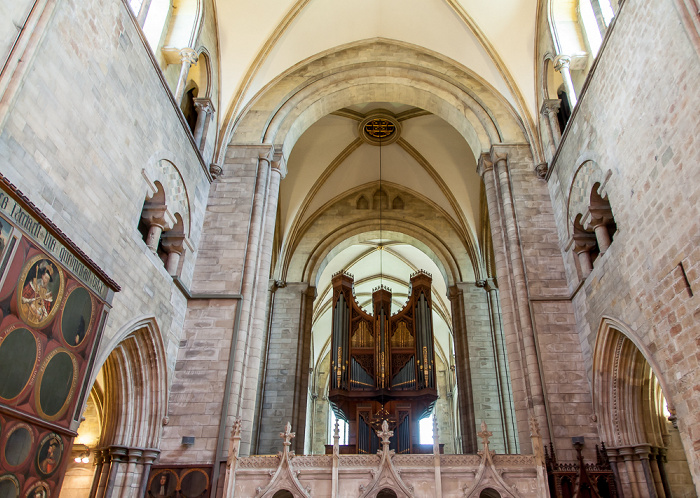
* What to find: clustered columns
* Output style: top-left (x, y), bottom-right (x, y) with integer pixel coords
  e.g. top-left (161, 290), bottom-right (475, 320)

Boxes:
top-left (88, 447), bottom-right (159, 498)
top-left (477, 148), bottom-right (552, 452)
top-left (554, 55), bottom-right (578, 108)
top-left (174, 48), bottom-right (198, 103)
top-left (192, 98), bottom-right (215, 151)
top-left (228, 146), bottom-right (287, 457)
top-left (606, 445), bottom-right (672, 498)
top-left (540, 99), bottom-right (563, 157)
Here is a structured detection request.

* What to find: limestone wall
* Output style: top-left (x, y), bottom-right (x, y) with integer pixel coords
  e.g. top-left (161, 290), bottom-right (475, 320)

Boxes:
top-left (546, 0), bottom-right (700, 488)
top-left (0, 0), bottom-right (211, 383)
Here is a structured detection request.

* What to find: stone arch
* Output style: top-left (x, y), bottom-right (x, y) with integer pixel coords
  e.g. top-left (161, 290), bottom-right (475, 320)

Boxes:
top-left (592, 317), bottom-right (697, 497)
top-left (566, 160), bottom-right (611, 239)
top-left (222, 39), bottom-right (530, 164)
top-left (283, 184), bottom-right (478, 285)
top-left (143, 157), bottom-right (192, 237)
top-left (162, 0), bottom-right (204, 50)
top-left (592, 318), bottom-right (672, 448)
top-left (91, 316), bottom-right (168, 449)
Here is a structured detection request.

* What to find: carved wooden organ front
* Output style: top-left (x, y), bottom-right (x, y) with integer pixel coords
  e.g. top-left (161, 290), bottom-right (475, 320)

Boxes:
top-left (328, 270), bottom-right (438, 454)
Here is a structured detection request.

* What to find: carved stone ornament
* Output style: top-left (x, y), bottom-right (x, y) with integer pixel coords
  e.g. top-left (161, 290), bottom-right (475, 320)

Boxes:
top-left (358, 420), bottom-right (415, 498)
top-left (535, 162), bottom-right (549, 179)
top-left (462, 422), bottom-right (522, 498)
top-left (209, 163), bottom-right (223, 179)
top-left (253, 422), bottom-right (311, 498)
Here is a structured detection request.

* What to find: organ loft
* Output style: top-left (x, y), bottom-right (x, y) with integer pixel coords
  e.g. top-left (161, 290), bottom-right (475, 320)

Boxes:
top-left (328, 270), bottom-right (439, 455)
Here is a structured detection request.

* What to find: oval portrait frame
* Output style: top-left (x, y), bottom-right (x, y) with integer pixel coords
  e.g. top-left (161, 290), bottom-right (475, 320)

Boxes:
top-left (35, 433), bottom-right (64, 479)
top-left (25, 480), bottom-right (50, 498)
top-left (34, 348), bottom-right (78, 421)
top-left (147, 469), bottom-right (179, 497)
top-left (59, 284), bottom-right (95, 349)
top-left (0, 474), bottom-right (20, 498)
top-left (179, 468), bottom-right (210, 498)
top-left (2, 423), bottom-right (35, 469)
top-left (17, 255), bottom-right (65, 330)
top-left (0, 324), bottom-right (41, 404)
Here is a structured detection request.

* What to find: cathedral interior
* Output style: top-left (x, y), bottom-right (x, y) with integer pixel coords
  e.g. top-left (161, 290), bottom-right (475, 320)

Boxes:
top-left (0, 0), bottom-right (698, 496)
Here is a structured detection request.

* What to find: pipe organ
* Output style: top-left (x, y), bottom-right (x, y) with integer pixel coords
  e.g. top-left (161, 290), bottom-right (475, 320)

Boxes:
top-left (328, 270), bottom-right (438, 454)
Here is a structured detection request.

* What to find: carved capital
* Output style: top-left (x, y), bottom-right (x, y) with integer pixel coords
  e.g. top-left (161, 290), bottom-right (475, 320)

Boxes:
top-left (193, 97), bottom-right (215, 116)
top-left (476, 152), bottom-right (493, 178)
top-left (179, 48), bottom-right (198, 65)
top-left (271, 151), bottom-right (287, 179)
top-left (554, 55), bottom-right (571, 72)
top-left (540, 99), bottom-right (562, 117)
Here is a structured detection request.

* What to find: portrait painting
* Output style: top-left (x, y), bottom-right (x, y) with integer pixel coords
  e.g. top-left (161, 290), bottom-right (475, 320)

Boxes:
top-left (148, 470), bottom-right (177, 498)
top-left (35, 433), bottom-right (63, 477)
top-left (17, 255), bottom-right (64, 329)
top-left (0, 474), bottom-right (19, 498)
top-left (61, 286), bottom-right (94, 347)
top-left (179, 469), bottom-right (208, 498)
top-left (25, 482), bottom-right (49, 498)
top-left (35, 349), bottom-right (78, 420)
top-left (0, 326), bottom-right (39, 402)
top-left (3, 424), bottom-right (33, 467)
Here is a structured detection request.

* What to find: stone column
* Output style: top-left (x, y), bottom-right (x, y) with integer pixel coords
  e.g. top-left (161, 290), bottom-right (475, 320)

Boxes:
top-left (540, 99), bottom-right (562, 157)
top-left (606, 448), bottom-right (625, 498)
top-left (135, 0), bottom-right (153, 27)
top-left (656, 448), bottom-right (672, 498)
top-left (592, 222), bottom-right (612, 253)
top-left (102, 446), bottom-right (127, 498)
top-left (554, 55), bottom-right (577, 108)
top-left (161, 231), bottom-right (185, 276)
top-left (635, 445), bottom-right (658, 498)
top-left (619, 446), bottom-right (642, 498)
top-left (484, 278), bottom-right (517, 453)
top-left (477, 150), bottom-right (550, 452)
top-left (193, 98), bottom-right (215, 150)
top-left (448, 284), bottom-right (477, 453)
top-left (88, 449), bottom-right (106, 498)
top-left (174, 48), bottom-right (198, 103)
top-left (255, 282), bottom-right (314, 455)
top-left (95, 449), bottom-right (112, 498)
top-left (574, 246), bottom-right (594, 277)
top-left (648, 447), bottom-right (666, 498)
top-left (141, 204), bottom-right (168, 253)
top-left (230, 148), bottom-right (286, 456)
top-left (136, 450), bottom-right (159, 498)
top-left (118, 448), bottom-right (142, 498)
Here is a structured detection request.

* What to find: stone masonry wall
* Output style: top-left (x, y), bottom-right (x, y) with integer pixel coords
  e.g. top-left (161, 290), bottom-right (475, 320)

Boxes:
top-left (546, 0), bottom-right (700, 488)
top-left (0, 0), bottom-right (210, 385)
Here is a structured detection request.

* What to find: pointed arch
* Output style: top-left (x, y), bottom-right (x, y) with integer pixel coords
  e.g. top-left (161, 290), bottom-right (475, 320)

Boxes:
top-left (90, 316), bottom-right (169, 449)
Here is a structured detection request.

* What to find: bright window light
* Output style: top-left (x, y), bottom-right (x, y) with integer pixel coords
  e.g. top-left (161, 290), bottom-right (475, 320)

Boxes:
top-left (580, 0), bottom-right (603, 56)
top-left (600, 0), bottom-right (615, 26)
top-left (419, 415), bottom-right (434, 445)
top-left (329, 410), bottom-right (349, 445)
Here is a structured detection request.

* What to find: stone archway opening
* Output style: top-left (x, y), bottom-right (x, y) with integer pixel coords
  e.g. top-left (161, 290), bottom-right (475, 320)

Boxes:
top-left (593, 321), bottom-right (697, 497)
top-left (59, 323), bottom-right (168, 498)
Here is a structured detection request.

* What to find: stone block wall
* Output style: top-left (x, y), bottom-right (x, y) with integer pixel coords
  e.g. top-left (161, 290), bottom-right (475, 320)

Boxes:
top-left (0, 0), bottom-right (210, 382)
top-left (546, 0), bottom-right (700, 486)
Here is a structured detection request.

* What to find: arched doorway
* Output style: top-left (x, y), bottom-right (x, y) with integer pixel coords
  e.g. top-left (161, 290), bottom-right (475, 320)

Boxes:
top-left (593, 319), bottom-right (696, 497)
top-left (60, 319), bottom-right (168, 497)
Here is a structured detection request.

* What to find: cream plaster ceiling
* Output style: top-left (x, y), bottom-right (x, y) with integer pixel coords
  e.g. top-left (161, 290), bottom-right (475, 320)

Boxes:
top-left (279, 106), bottom-right (481, 260)
top-left (214, 0), bottom-right (539, 129)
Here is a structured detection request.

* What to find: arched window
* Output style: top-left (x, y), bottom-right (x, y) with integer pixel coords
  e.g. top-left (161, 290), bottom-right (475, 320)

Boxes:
top-left (579, 0), bottom-right (616, 57)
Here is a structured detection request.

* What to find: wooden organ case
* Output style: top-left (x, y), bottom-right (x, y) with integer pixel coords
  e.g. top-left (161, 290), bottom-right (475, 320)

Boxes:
top-left (328, 270), bottom-right (438, 454)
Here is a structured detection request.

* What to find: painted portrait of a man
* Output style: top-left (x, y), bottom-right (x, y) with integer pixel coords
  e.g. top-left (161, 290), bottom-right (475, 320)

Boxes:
top-left (18, 256), bottom-right (63, 328)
